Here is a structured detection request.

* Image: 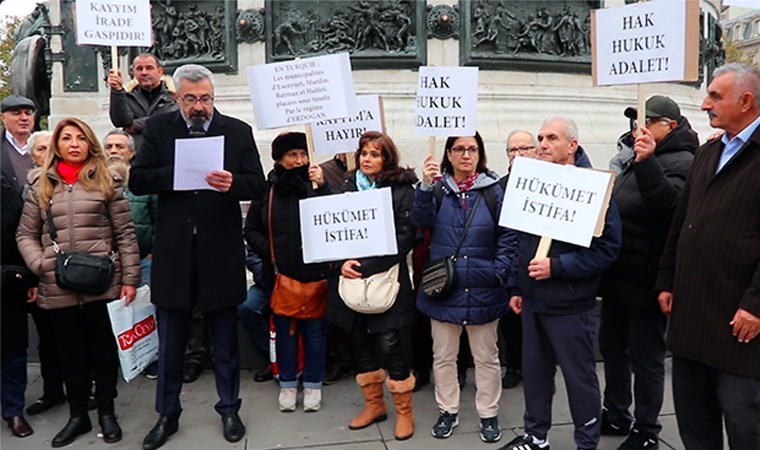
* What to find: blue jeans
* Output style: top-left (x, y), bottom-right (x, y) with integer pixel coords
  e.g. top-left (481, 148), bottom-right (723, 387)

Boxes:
top-left (140, 257), bottom-right (152, 287)
top-left (273, 314), bottom-right (326, 389)
top-left (1, 353), bottom-right (26, 417)
top-left (237, 285), bottom-right (271, 357)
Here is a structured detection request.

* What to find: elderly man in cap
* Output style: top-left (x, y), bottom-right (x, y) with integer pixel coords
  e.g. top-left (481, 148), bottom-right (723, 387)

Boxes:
top-left (1, 95), bottom-right (37, 438)
top-left (598, 95), bottom-right (697, 450)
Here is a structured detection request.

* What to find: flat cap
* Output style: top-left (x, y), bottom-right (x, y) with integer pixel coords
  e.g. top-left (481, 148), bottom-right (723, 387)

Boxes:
top-left (624, 95), bottom-right (681, 122)
top-left (1, 95), bottom-right (36, 113)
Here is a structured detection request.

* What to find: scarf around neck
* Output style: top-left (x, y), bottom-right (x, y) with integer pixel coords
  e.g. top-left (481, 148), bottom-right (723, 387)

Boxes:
top-left (355, 170), bottom-right (377, 191)
top-left (57, 160), bottom-right (84, 185)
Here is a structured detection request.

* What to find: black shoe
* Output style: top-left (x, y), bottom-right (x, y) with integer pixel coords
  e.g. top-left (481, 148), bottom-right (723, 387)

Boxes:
top-left (431, 411), bottom-right (458, 439)
top-left (221, 412), bottom-right (246, 442)
top-left (253, 363), bottom-right (274, 383)
top-left (323, 362), bottom-right (352, 385)
top-left (52, 415), bottom-right (92, 448)
top-left (99, 414), bottom-right (122, 443)
top-left (412, 370), bottom-right (430, 392)
top-left (502, 368), bottom-right (522, 389)
top-left (142, 416), bottom-right (178, 450)
top-left (617, 429), bottom-right (659, 450)
top-left (182, 363), bottom-right (203, 383)
top-left (601, 410), bottom-right (631, 436)
top-left (143, 361), bottom-right (158, 380)
top-left (499, 434), bottom-right (551, 450)
top-left (25, 396), bottom-right (66, 416)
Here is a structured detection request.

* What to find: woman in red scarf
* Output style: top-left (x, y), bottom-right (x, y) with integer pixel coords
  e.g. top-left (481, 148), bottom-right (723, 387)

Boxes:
top-left (16, 118), bottom-right (140, 448)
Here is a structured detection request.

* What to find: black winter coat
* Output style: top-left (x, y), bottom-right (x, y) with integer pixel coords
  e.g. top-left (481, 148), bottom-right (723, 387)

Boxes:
top-left (599, 119), bottom-right (697, 309)
top-left (327, 169), bottom-right (418, 334)
top-left (129, 109), bottom-right (266, 312)
top-left (244, 165), bottom-right (332, 290)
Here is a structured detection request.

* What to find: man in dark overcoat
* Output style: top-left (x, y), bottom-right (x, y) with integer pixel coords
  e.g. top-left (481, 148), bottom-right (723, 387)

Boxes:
top-left (656, 62), bottom-right (760, 449)
top-left (130, 64), bottom-right (266, 450)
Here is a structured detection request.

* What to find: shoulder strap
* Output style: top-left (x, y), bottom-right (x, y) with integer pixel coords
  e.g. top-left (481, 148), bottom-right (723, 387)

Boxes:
top-left (434, 182), bottom-right (444, 214)
top-left (451, 195), bottom-right (481, 260)
top-left (482, 184), bottom-right (497, 223)
top-left (267, 186), bottom-right (278, 274)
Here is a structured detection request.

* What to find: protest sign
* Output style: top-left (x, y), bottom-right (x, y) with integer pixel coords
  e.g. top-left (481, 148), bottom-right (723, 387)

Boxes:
top-left (499, 157), bottom-right (615, 248)
top-left (310, 95), bottom-right (385, 156)
top-left (592, 0), bottom-right (699, 86)
top-left (299, 188), bottom-right (397, 263)
top-left (75, 0), bottom-right (153, 47)
top-left (414, 66), bottom-right (478, 137)
top-left (246, 53), bottom-right (357, 130)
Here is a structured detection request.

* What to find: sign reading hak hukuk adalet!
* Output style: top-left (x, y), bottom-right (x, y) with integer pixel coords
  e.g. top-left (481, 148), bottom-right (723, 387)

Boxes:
top-left (414, 66), bottom-right (478, 137)
top-left (246, 53), bottom-right (357, 130)
top-left (299, 188), bottom-right (397, 264)
top-left (499, 157), bottom-right (615, 248)
top-left (76, 0), bottom-right (153, 47)
top-left (592, 0), bottom-right (699, 86)
top-left (310, 95), bottom-right (385, 156)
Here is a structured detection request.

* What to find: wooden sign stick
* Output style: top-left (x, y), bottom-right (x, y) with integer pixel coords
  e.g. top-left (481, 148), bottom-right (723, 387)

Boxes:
top-left (535, 236), bottom-right (552, 260)
top-left (111, 45), bottom-right (118, 72)
top-left (305, 123), bottom-right (318, 189)
top-left (635, 83), bottom-right (646, 137)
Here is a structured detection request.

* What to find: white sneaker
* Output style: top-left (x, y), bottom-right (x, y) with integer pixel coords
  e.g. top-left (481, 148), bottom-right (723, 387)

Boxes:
top-left (278, 388), bottom-right (297, 412)
top-left (303, 388), bottom-right (321, 412)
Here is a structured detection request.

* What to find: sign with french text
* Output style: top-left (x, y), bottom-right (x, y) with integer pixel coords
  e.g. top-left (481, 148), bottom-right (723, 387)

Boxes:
top-left (592, 0), bottom-right (699, 86)
top-left (414, 66), bottom-right (478, 137)
top-left (500, 157), bottom-right (615, 248)
top-left (246, 53), bottom-right (357, 130)
top-left (75, 0), bottom-right (153, 47)
top-left (299, 188), bottom-right (397, 263)
top-left (310, 95), bottom-right (385, 156)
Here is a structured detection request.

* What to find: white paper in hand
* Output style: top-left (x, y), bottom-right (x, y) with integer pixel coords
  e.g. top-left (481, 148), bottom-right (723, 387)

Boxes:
top-left (173, 136), bottom-right (225, 191)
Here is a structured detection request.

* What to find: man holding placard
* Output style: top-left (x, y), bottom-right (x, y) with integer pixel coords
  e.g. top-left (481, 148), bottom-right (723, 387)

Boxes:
top-left (597, 95), bottom-right (697, 450)
top-left (501, 117), bottom-right (621, 450)
top-left (108, 53), bottom-right (178, 152)
top-left (655, 63), bottom-right (760, 450)
top-left (130, 64), bottom-right (266, 450)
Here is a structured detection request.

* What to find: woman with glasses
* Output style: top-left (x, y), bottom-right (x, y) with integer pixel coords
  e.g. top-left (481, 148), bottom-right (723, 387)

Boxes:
top-left (327, 131), bottom-right (418, 441)
top-left (411, 132), bottom-right (517, 444)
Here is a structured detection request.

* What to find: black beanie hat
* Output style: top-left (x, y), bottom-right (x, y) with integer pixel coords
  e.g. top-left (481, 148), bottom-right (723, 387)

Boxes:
top-left (271, 131), bottom-right (307, 161)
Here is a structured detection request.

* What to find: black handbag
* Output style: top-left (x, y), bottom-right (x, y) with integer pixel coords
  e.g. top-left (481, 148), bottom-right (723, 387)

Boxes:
top-left (47, 208), bottom-right (116, 295)
top-left (421, 194), bottom-right (481, 298)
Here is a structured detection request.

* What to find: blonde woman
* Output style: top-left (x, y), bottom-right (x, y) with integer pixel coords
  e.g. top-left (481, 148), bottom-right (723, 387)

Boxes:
top-left (16, 117), bottom-right (140, 448)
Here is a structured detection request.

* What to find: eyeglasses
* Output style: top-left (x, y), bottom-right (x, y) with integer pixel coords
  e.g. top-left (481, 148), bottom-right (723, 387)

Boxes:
top-left (507, 145), bottom-right (535, 154)
top-left (449, 146), bottom-right (478, 156)
top-left (645, 117), bottom-right (671, 126)
top-left (180, 95), bottom-right (214, 105)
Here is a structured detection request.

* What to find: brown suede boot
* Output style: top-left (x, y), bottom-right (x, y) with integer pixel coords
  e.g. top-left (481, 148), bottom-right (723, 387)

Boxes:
top-left (386, 374), bottom-right (415, 441)
top-left (348, 369), bottom-right (387, 430)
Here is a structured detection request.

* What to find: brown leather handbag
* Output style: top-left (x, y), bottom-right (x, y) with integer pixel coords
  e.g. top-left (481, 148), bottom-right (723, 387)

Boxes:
top-left (267, 187), bottom-right (327, 320)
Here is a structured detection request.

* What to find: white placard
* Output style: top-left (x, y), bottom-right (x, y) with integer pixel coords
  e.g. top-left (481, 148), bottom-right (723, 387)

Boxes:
top-left (310, 95), bottom-right (385, 156)
top-left (414, 66), bottom-right (478, 137)
top-left (499, 157), bottom-right (614, 248)
top-left (299, 188), bottom-right (398, 263)
top-left (75, 0), bottom-right (153, 47)
top-left (173, 136), bottom-right (224, 191)
top-left (246, 53), bottom-right (357, 130)
top-left (593, 0), bottom-right (699, 86)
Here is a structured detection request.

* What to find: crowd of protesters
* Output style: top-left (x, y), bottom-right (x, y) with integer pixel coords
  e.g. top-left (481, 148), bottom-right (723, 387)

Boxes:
top-left (1, 56), bottom-right (759, 450)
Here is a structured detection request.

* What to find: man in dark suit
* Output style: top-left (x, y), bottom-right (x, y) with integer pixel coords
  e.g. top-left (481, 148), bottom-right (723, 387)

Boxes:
top-left (1, 95), bottom-right (37, 438)
top-left (656, 63), bottom-right (760, 449)
top-left (130, 64), bottom-right (266, 450)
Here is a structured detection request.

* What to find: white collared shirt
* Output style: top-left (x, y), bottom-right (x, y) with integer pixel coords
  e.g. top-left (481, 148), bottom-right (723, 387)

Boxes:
top-left (717, 114), bottom-right (760, 172)
top-left (5, 130), bottom-right (29, 156)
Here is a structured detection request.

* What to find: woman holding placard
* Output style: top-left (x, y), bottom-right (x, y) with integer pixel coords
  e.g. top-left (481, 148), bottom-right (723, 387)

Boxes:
top-left (328, 131), bottom-right (418, 441)
top-left (411, 132), bottom-right (516, 443)
top-left (16, 117), bottom-right (140, 447)
top-left (243, 131), bottom-right (331, 413)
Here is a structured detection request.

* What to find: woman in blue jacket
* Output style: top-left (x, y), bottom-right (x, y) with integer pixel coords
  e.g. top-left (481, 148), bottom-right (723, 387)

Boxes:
top-left (411, 132), bottom-right (516, 444)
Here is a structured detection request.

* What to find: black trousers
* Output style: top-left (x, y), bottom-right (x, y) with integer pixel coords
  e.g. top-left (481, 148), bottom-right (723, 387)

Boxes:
top-left (599, 299), bottom-right (666, 436)
top-left (352, 317), bottom-right (409, 381)
top-left (672, 356), bottom-right (760, 450)
top-left (499, 310), bottom-right (522, 371)
top-left (48, 301), bottom-right (119, 417)
top-left (29, 304), bottom-right (65, 401)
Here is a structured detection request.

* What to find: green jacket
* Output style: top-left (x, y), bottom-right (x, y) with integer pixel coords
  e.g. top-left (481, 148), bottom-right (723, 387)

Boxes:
top-left (125, 186), bottom-right (157, 259)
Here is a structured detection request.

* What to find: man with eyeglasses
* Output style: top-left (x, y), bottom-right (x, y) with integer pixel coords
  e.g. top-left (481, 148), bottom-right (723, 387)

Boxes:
top-left (598, 95), bottom-right (697, 450)
top-left (497, 130), bottom-right (537, 392)
top-left (108, 52), bottom-right (178, 152)
top-left (130, 64), bottom-right (266, 450)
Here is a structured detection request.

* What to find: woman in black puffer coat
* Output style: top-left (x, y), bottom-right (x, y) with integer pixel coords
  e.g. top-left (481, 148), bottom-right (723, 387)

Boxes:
top-left (327, 131), bottom-right (418, 441)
